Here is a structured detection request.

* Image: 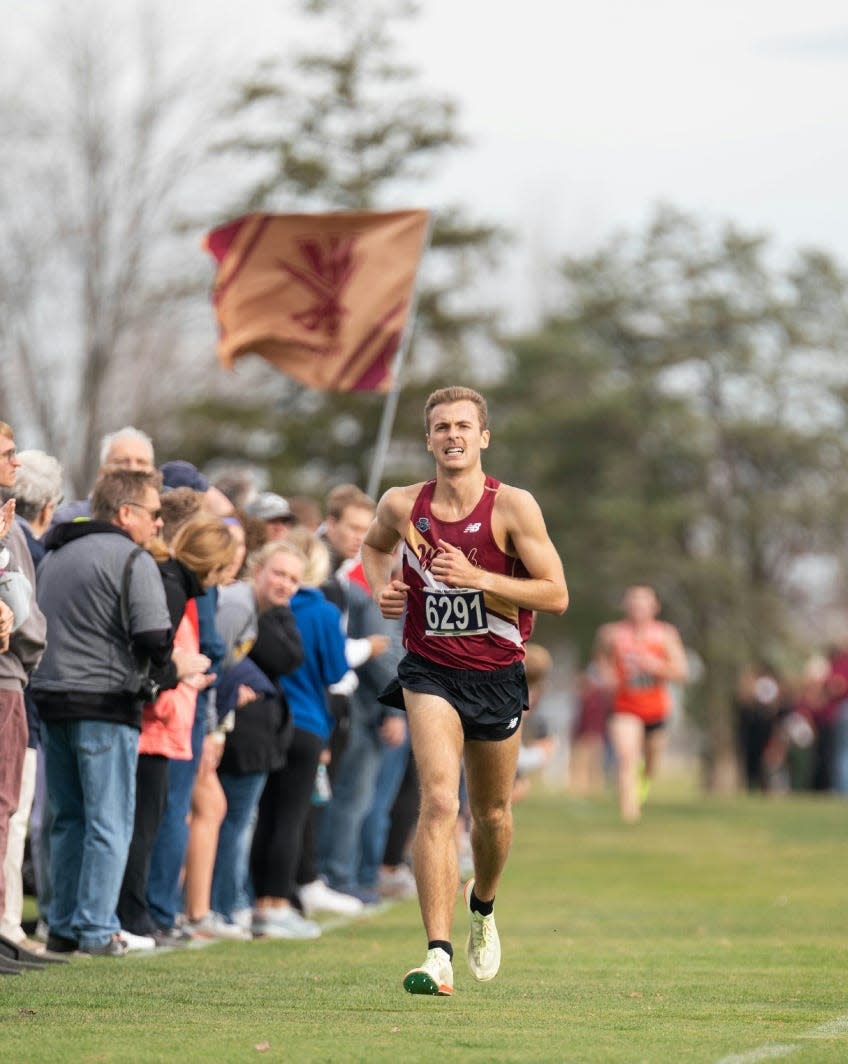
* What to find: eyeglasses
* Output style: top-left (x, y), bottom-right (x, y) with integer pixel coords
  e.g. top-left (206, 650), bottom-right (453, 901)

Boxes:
top-left (121, 500), bottom-right (162, 521)
top-left (0, 448), bottom-right (17, 463)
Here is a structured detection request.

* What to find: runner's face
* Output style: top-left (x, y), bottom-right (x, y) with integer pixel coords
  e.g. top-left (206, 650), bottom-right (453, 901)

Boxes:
top-left (624, 587), bottom-right (659, 623)
top-left (426, 401), bottom-right (489, 470)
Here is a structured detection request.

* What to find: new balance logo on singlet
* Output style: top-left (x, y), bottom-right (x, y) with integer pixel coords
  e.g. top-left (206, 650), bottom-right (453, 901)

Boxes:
top-left (463, 522), bottom-right (482, 533)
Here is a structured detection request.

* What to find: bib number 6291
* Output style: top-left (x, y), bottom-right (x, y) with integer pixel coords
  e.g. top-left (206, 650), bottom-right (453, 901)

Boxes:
top-left (423, 587), bottom-right (488, 637)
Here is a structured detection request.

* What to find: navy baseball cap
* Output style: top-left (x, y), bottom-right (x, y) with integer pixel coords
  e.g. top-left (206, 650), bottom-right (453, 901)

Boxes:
top-left (160, 460), bottom-right (209, 493)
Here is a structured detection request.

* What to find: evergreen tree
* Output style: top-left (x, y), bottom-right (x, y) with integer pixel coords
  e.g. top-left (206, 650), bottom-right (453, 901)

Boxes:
top-left (494, 206), bottom-right (848, 787)
top-left (176, 0), bottom-right (502, 495)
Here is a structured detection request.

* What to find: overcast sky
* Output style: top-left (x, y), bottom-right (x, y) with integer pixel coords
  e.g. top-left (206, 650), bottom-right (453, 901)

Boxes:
top-left (220, 0), bottom-right (848, 323)
top-left (7, 0), bottom-right (848, 324)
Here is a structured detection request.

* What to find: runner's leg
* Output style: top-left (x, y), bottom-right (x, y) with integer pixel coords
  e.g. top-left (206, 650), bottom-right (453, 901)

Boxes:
top-left (403, 691), bottom-right (464, 943)
top-left (608, 713), bottom-right (643, 822)
top-left (462, 729), bottom-right (522, 902)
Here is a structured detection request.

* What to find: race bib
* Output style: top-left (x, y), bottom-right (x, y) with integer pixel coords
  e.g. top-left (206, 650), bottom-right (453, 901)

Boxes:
top-left (423, 587), bottom-right (488, 637)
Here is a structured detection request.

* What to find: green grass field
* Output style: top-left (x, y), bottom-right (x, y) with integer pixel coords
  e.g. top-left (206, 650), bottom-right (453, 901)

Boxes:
top-left (3, 784), bottom-right (847, 1063)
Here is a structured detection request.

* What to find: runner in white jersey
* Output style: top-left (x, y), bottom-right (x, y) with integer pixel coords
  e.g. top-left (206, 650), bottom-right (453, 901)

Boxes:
top-left (362, 386), bottom-right (568, 996)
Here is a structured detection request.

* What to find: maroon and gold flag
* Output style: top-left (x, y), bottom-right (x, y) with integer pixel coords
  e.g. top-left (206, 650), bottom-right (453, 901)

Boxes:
top-left (204, 208), bottom-right (430, 393)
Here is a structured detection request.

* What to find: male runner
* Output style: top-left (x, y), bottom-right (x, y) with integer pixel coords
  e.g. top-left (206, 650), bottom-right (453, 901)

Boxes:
top-left (361, 386), bottom-right (568, 996)
top-left (594, 585), bottom-right (688, 822)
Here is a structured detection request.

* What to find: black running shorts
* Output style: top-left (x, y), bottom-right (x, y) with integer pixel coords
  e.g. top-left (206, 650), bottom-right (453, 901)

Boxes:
top-left (377, 651), bottom-right (528, 742)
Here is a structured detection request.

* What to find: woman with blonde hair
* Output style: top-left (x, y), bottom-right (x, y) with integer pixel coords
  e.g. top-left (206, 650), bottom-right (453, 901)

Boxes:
top-left (205, 539), bottom-right (305, 933)
top-left (249, 530), bottom-right (349, 938)
top-left (117, 516), bottom-right (234, 943)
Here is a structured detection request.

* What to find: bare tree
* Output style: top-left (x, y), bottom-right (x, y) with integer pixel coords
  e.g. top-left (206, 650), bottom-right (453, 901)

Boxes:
top-left (0, 2), bottom-right (218, 493)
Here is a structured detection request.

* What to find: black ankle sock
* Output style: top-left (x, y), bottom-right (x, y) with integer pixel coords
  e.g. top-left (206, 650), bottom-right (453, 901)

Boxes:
top-left (469, 890), bottom-right (494, 917)
top-left (428, 939), bottom-right (453, 960)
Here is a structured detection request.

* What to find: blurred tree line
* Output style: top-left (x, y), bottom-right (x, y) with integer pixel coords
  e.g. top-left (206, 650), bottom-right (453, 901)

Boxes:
top-left (3, 0), bottom-right (848, 787)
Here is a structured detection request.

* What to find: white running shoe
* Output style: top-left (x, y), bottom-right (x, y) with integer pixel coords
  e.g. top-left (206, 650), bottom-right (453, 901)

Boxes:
top-left (183, 913), bottom-right (252, 941)
top-left (253, 905), bottom-right (321, 940)
top-left (403, 947), bottom-right (454, 996)
top-left (377, 863), bottom-right (417, 900)
top-left (298, 879), bottom-right (364, 917)
top-left (231, 907), bottom-right (254, 932)
top-left (118, 930), bottom-right (157, 952)
top-left (464, 878), bottom-right (501, 982)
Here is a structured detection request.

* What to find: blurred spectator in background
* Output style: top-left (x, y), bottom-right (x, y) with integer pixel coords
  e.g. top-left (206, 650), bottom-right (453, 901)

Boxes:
top-left (734, 663), bottom-right (787, 792)
top-left (159, 460), bottom-right (234, 518)
top-left (512, 643), bottom-right (557, 803)
top-left (820, 639), bottom-right (848, 793)
top-left (245, 492), bottom-right (298, 542)
top-left (0, 430), bottom-right (48, 948)
top-left (568, 664), bottom-right (612, 798)
top-left (250, 532), bottom-right (348, 939)
top-left (210, 465), bottom-right (259, 513)
top-left (288, 496), bottom-right (323, 533)
top-left (51, 426), bottom-right (155, 525)
top-left (1, 449), bottom-right (62, 947)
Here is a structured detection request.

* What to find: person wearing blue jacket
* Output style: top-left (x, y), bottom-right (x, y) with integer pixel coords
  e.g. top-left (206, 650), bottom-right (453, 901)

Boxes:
top-left (250, 531), bottom-right (348, 939)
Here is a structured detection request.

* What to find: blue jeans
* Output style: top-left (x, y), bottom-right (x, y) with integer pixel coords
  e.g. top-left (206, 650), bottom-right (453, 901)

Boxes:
top-left (358, 735), bottom-right (411, 888)
top-left (319, 713), bottom-right (385, 893)
top-left (211, 771), bottom-right (267, 920)
top-left (146, 698), bottom-right (206, 930)
top-left (44, 719), bottom-right (139, 949)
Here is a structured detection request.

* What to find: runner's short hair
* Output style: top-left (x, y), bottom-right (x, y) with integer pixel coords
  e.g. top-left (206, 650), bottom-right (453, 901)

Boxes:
top-left (424, 387), bottom-right (488, 433)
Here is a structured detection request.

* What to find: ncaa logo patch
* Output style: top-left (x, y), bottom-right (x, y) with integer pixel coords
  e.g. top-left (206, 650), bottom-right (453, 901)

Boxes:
top-left (416, 517), bottom-right (430, 533)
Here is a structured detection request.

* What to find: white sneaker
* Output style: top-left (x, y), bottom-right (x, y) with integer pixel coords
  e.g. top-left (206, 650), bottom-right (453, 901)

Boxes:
top-left (231, 907), bottom-right (254, 932)
top-left (253, 905), bottom-right (321, 940)
top-left (183, 912), bottom-right (252, 941)
top-left (402, 947), bottom-right (454, 996)
top-left (119, 929), bottom-right (157, 952)
top-left (298, 879), bottom-right (364, 917)
top-left (378, 863), bottom-right (417, 899)
top-left (464, 878), bottom-right (501, 982)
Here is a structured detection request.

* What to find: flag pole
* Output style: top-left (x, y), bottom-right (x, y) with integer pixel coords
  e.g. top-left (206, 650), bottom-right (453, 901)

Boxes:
top-left (366, 213), bottom-right (434, 500)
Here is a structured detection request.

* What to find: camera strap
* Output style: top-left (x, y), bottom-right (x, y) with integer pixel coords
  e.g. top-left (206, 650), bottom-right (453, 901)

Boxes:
top-left (119, 546), bottom-right (152, 687)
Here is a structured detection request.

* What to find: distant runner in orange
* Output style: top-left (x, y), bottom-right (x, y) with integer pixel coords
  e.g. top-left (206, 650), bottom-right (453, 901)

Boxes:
top-left (594, 585), bottom-right (688, 821)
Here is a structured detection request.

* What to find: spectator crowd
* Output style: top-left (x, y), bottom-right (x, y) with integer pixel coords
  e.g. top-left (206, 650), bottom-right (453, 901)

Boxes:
top-left (0, 422), bottom-right (425, 973)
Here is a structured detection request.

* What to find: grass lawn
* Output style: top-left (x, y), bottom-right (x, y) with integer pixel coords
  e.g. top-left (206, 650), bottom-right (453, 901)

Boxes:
top-left (3, 784), bottom-right (847, 1063)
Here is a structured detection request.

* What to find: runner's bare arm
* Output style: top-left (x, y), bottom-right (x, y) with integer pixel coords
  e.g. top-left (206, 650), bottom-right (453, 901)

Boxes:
top-left (431, 487), bottom-right (568, 615)
top-left (658, 626), bottom-right (689, 683)
top-left (631, 625), bottom-right (689, 683)
top-left (362, 486), bottom-right (414, 620)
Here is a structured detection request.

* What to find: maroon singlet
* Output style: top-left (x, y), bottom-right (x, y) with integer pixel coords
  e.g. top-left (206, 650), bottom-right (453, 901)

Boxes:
top-left (400, 476), bottom-right (533, 671)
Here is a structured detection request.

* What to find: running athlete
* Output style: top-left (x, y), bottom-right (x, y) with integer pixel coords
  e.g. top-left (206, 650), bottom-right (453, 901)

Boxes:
top-left (361, 386), bottom-right (568, 996)
top-left (594, 585), bottom-right (689, 822)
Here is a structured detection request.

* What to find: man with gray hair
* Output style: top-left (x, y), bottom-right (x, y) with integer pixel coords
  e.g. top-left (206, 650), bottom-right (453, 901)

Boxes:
top-left (51, 426), bottom-right (155, 525)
